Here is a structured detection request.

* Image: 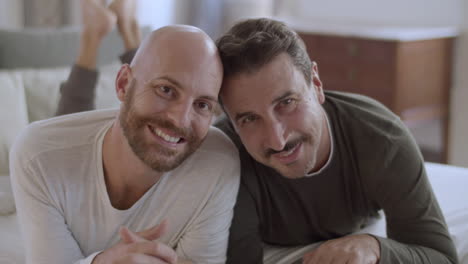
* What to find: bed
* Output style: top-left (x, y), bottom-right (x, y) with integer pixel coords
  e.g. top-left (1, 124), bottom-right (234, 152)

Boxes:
top-left (1, 162), bottom-right (467, 264)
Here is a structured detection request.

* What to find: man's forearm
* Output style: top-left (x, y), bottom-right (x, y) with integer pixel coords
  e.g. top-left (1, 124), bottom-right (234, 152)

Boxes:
top-left (375, 236), bottom-right (458, 264)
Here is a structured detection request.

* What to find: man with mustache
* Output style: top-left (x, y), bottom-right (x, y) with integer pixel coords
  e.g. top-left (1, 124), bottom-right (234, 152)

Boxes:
top-left (215, 18), bottom-right (457, 264)
top-left (9, 2), bottom-right (240, 263)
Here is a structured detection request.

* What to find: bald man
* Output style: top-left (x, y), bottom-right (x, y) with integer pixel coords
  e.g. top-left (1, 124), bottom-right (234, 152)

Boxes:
top-left (10, 25), bottom-right (240, 264)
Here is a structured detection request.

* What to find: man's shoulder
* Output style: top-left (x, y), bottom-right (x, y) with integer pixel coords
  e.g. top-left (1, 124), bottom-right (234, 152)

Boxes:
top-left (170, 126), bottom-right (241, 195)
top-left (324, 91), bottom-right (397, 120)
top-left (324, 91), bottom-right (406, 139)
top-left (197, 126), bottom-right (239, 161)
top-left (213, 115), bottom-right (243, 149)
top-left (325, 91), bottom-right (423, 185)
top-left (10, 109), bottom-right (117, 163)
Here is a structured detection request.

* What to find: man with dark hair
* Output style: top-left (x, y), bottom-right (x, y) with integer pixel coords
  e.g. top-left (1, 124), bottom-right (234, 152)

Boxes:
top-left (215, 18), bottom-right (458, 264)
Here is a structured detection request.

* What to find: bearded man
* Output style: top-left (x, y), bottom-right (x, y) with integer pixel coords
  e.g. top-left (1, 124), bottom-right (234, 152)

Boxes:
top-left (10, 25), bottom-right (239, 264)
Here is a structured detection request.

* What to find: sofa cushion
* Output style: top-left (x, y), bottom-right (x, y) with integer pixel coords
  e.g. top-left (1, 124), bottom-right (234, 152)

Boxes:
top-left (22, 63), bottom-right (122, 123)
top-left (0, 176), bottom-right (15, 215)
top-left (0, 72), bottom-right (29, 175)
top-left (95, 63), bottom-right (123, 109)
top-left (21, 67), bottom-right (70, 122)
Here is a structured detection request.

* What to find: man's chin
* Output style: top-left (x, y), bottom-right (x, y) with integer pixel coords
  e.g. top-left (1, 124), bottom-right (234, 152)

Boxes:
top-left (270, 163), bottom-right (306, 179)
top-left (144, 157), bottom-right (182, 172)
top-left (144, 147), bottom-right (200, 172)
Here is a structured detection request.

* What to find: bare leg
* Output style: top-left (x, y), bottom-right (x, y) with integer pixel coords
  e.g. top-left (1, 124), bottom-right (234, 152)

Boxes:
top-left (109, 0), bottom-right (141, 52)
top-left (77, 0), bottom-right (117, 69)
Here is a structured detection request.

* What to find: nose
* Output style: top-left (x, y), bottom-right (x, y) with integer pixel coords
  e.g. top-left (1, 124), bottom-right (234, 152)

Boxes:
top-left (263, 118), bottom-right (287, 152)
top-left (165, 101), bottom-right (192, 129)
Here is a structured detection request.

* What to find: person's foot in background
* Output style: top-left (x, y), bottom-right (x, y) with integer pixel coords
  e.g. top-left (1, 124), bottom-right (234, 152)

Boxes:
top-left (109, 0), bottom-right (141, 52)
top-left (78, 0), bottom-right (117, 69)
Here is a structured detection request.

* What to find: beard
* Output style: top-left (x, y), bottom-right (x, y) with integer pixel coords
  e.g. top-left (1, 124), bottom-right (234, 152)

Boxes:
top-left (119, 83), bottom-right (204, 172)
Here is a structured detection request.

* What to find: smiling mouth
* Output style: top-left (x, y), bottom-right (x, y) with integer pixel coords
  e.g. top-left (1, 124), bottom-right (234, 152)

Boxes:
top-left (278, 143), bottom-right (299, 157)
top-left (148, 124), bottom-right (185, 144)
top-left (270, 141), bottom-right (302, 165)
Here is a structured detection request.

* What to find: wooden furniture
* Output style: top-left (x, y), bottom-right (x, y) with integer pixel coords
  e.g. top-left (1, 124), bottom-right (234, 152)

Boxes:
top-left (289, 22), bottom-right (458, 163)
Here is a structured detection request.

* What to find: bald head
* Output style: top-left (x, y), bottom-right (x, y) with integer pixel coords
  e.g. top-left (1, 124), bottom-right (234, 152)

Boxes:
top-left (130, 25), bottom-right (220, 78)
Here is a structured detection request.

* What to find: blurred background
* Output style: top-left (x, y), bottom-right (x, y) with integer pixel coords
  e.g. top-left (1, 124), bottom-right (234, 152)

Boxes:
top-left (0, 0), bottom-right (467, 167)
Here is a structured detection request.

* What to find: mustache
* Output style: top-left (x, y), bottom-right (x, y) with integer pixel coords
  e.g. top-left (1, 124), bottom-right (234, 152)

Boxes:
top-left (265, 136), bottom-right (308, 158)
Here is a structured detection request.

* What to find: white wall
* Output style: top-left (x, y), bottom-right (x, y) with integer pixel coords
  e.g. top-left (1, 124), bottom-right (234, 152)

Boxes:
top-left (292, 0), bottom-right (463, 27)
top-left (137, 0), bottom-right (177, 29)
top-left (0, 0), bottom-right (24, 29)
top-left (136, 0), bottom-right (273, 38)
top-left (449, 1), bottom-right (468, 167)
top-left (63, 0), bottom-right (177, 29)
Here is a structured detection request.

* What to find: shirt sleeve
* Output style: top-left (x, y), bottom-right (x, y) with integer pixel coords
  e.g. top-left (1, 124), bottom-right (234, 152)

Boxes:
top-left (364, 120), bottom-right (459, 264)
top-left (174, 150), bottom-right (241, 264)
top-left (9, 141), bottom-right (101, 264)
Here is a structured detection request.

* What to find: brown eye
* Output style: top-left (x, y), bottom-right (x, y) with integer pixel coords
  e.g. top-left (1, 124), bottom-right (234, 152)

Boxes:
top-left (197, 102), bottom-right (209, 110)
top-left (278, 98), bottom-right (297, 112)
top-left (242, 115), bottom-right (257, 124)
top-left (195, 101), bottom-right (213, 114)
top-left (160, 86), bottom-right (172, 94)
top-left (281, 98), bottom-right (293, 105)
top-left (155, 85), bottom-right (175, 99)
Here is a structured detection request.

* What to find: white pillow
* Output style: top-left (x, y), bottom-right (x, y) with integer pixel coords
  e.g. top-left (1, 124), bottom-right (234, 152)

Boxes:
top-left (0, 176), bottom-right (15, 215)
top-left (95, 63), bottom-right (122, 109)
top-left (0, 71), bottom-right (29, 176)
top-left (21, 66), bottom-right (70, 122)
top-left (21, 63), bottom-right (122, 123)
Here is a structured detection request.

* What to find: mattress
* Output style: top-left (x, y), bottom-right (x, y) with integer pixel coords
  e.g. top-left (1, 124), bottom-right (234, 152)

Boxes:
top-left (0, 162), bottom-right (467, 264)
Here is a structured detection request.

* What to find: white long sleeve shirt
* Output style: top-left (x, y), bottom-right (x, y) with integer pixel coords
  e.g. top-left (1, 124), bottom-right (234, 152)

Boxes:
top-left (10, 109), bottom-right (240, 264)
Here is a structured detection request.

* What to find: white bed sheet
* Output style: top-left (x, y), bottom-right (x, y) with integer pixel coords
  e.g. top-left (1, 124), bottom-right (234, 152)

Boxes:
top-left (0, 163), bottom-right (467, 264)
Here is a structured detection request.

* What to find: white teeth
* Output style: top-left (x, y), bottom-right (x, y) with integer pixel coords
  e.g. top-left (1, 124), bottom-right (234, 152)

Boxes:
top-left (153, 127), bottom-right (181, 143)
top-left (279, 145), bottom-right (297, 157)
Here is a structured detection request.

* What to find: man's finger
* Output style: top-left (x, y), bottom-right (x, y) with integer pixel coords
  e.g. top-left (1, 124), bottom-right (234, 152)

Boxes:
top-left (116, 253), bottom-right (170, 264)
top-left (120, 226), bottom-right (145, 244)
top-left (128, 241), bottom-right (178, 264)
top-left (137, 219), bottom-right (168, 241)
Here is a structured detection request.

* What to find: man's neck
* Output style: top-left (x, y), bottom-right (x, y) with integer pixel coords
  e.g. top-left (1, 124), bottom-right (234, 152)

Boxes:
top-left (307, 112), bottom-right (332, 175)
top-left (102, 120), bottom-right (163, 210)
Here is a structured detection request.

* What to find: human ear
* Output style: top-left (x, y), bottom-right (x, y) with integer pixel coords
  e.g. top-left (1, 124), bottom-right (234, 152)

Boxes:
top-left (115, 64), bottom-right (133, 102)
top-left (311, 61), bottom-right (325, 104)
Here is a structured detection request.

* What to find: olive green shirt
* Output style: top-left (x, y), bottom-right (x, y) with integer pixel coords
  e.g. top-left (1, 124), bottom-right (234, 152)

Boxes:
top-left (215, 91), bottom-right (458, 264)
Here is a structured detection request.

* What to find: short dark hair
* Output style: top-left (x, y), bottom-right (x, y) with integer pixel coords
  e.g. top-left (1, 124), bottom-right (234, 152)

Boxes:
top-left (216, 18), bottom-right (312, 84)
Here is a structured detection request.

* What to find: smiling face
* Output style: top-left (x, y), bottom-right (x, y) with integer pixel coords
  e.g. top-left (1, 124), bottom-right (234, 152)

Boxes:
top-left (116, 27), bottom-right (223, 172)
top-left (221, 53), bottom-right (330, 179)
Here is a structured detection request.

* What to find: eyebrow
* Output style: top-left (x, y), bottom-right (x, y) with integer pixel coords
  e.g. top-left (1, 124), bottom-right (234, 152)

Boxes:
top-left (199, 95), bottom-right (219, 104)
top-left (234, 91), bottom-right (295, 123)
top-left (272, 91), bottom-right (294, 104)
top-left (151, 75), bottom-right (183, 88)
